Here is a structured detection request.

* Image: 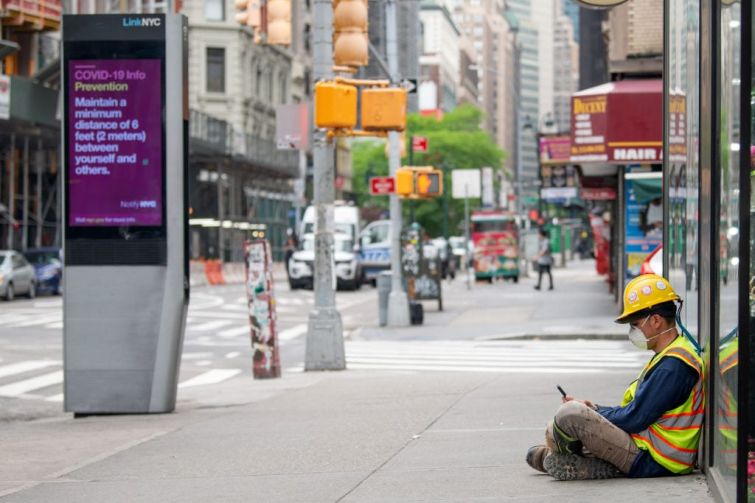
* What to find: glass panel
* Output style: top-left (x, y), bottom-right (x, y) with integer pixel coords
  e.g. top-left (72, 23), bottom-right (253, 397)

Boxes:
top-left (714, 1), bottom-right (741, 499)
top-left (206, 48), bottom-right (226, 94)
top-left (204, 0), bottom-right (225, 21)
top-left (667, 0), bottom-right (700, 342)
top-left (748, 0), bottom-right (755, 496)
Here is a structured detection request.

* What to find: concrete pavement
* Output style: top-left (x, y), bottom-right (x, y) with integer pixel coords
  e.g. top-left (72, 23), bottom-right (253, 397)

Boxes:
top-left (0, 260), bottom-right (714, 502)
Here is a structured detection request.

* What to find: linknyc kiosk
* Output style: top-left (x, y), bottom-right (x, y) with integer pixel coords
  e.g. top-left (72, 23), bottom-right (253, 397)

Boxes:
top-left (62, 14), bottom-right (189, 413)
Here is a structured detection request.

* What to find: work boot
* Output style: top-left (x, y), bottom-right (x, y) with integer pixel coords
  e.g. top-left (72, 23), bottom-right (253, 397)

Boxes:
top-left (525, 445), bottom-right (550, 473)
top-left (543, 453), bottom-right (622, 481)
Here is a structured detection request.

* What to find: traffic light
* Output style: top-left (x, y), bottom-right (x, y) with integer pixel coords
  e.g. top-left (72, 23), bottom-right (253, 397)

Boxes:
top-left (415, 168), bottom-right (443, 198)
top-left (361, 88), bottom-right (407, 131)
top-left (234, 0), bottom-right (260, 28)
top-left (333, 0), bottom-right (368, 67)
top-left (267, 0), bottom-right (291, 45)
top-left (395, 168), bottom-right (414, 197)
top-left (314, 81), bottom-right (358, 129)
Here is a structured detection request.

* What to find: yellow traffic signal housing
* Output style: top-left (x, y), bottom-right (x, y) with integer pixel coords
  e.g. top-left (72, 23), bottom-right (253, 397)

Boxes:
top-left (234, 0), bottom-right (261, 28)
top-left (314, 81), bottom-right (358, 129)
top-left (361, 87), bottom-right (407, 131)
top-left (267, 0), bottom-right (291, 45)
top-left (395, 168), bottom-right (415, 197)
top-left (415, 168), bottom-right (443, 198)
top-left (333, 0), bottom-right (368, 67)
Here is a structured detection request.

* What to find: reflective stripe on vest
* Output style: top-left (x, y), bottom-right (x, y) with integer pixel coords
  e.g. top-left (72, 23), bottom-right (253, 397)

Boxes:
top-left (621, 336), bottom-right (704, 474)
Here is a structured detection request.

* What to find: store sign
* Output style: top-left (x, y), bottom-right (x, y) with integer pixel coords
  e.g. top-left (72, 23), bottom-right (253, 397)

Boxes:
top-left (0, 75), bottom-right (10, 120)
top-left (668, 93), bottom-right (687, 163)
top-left (539, 135), bottom-right (571, 165)
top-left (541, 187), bottom-right (578, 201)
top-left (581, 187), bottom-right (617, 201)
top-left (571, 95), bottom-right (608, 162)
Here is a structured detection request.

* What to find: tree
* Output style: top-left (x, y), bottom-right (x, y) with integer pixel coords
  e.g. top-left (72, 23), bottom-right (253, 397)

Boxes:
top-left (351, 104), bottom-right (508, 237)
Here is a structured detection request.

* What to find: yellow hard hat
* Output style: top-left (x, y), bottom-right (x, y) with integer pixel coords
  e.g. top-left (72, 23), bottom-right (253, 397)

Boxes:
top-left (616, 274), bottom-right (680, 323)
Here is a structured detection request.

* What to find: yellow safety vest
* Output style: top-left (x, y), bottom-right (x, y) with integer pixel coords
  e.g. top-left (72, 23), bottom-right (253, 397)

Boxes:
top-left (620, 335), bottom-right (704, 474)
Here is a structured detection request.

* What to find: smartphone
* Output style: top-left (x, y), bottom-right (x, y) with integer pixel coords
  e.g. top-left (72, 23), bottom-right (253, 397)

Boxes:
top-left (556, 385), bottom-right (567, 398)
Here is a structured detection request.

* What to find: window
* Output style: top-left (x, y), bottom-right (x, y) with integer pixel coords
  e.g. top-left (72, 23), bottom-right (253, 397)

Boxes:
top-left (268, 71), bottom-right (274, 102)
top-left (204, 0), bottom-right (225, 21)
top-left (206, 48), bottom-right (226, 93)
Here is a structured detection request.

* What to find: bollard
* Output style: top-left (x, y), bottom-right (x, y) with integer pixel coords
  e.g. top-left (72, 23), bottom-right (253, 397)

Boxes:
top-left (244, 239), bottom-right (281, 379)
top-left (377, 271), bottom-right (392, 327)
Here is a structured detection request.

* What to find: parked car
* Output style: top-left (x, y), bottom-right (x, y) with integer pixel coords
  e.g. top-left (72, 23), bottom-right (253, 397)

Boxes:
top-left (359, 219), bottom-right (392, 285)
top-left (23, 247), bottom-right (63, 295)
top-left (0, 250), bottom-right (37, 300)
top-left (448, 236), bottom-right (474, 269)
top-left (288, 233), bottom-right (363, 290)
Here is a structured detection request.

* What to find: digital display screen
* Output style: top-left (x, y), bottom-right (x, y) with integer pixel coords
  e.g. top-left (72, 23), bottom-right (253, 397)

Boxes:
top-left (68, 59), bottom-right (162, 227)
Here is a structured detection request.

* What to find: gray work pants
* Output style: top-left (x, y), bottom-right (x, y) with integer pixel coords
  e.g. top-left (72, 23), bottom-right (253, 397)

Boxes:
top-left (545, 401), bottom-right (640, 474)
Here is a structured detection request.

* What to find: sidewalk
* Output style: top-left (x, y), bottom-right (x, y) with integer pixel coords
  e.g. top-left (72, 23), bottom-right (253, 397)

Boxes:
top-left (0, 260), bottom-right (714, 502)
top-left (1, 369), bottom-right (712, 502)
top-left (358, 258), bottom-right (626, 342)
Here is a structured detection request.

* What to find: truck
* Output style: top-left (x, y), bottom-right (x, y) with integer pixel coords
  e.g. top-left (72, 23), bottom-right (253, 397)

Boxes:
top-left (471, 209), bottom-right (520, 283)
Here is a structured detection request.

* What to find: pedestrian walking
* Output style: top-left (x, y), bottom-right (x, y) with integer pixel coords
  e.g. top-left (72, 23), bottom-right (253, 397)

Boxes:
top-left (533, 228), bottom-right (553, 290)
top-left (525, 274), bottom-right (704, 480)
top-left (284, 229), bottom-right (298, 281)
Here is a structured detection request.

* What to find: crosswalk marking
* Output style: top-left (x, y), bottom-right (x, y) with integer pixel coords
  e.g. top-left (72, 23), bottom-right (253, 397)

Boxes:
top-left (278, 324), bottom-right (307, 341)
top-left (178, 369), bottom-right (241, 388)
top-left (0, 371), bottom-right (64, 397)
top-left (217, 326), bottom-right (249, 338)
top-left (188, 320), bottom-right (233, 332)
top-left (0, 361), bottom-right (60, 379)
top-left (342, 340), bottom-right (645, 375)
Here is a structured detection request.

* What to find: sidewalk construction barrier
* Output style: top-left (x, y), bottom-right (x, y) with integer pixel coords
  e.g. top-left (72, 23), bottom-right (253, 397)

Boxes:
top-left (401, 225), bottom-right (443, 312)
top-left (204, 259), bottom-right (225, 285)
top-left (244, 239), bottom-right (281, 379)
top-left (190, 261), bottom-right (208, 287)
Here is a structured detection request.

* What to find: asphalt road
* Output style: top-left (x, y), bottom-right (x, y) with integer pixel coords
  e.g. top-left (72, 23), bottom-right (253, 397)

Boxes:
top-left (0, 279), bottom-right (378, 422)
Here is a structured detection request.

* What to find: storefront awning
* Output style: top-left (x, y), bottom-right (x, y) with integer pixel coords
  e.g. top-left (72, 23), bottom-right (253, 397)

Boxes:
top-left (570, 79), bottom-right (662, 164)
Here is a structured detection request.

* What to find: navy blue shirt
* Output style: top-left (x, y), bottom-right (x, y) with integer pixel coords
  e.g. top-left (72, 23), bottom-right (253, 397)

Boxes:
top-left (596, 351), bottom-right (699, 478)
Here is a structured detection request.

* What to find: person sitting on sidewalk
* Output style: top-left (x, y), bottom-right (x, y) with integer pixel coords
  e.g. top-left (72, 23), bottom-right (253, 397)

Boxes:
top-left (525, 274), bottom-right (704, 480)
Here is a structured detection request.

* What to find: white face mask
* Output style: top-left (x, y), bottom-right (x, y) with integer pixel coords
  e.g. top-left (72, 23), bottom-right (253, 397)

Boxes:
top-left (628, 316), bottom-right (676, 350)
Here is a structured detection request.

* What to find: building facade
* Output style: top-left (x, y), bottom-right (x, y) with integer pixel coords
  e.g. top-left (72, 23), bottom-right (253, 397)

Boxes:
top-left (418, 2), bottom-right (460, 113)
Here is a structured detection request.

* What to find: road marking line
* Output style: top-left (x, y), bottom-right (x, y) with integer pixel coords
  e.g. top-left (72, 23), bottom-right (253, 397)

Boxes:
top-left (178, 369), bottom-right (241, 388)
top-left (278, 324), bottom-right (307, 341)
top-left (45, 393), bottom-right (64, 402)
top-left (44, 321), bottom-right (63, 329)
top-left (225, 352), bottom-right (241, 359)
top-left (196, 361), bottom-right (212, 367)
top-left (8, 315), bottom-right (62, 327)
top-left (186, 311), bottom-right (248, 320)
top-left (181, 352), bottom-right (214, 360)
top-left (217, 326), bottom-right (249, 338)
top-left (0, 371), bottom-right (63, 397)
top-left (0, 361), bottom-right (60, 379)
top-left (188, 320), bottom-right (233, 332)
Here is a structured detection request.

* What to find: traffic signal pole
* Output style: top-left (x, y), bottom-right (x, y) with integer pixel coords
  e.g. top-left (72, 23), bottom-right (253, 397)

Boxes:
top-left (305, 0), bottom-right (345, 370)
top-left (385, 0), bottom-right (410, 327)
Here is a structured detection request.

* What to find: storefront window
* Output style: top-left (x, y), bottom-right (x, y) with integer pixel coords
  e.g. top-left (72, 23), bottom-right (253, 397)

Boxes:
top-left (714, 1), bottom-right (741, 499)
top-left (666, 0), bottom-right (700, 343)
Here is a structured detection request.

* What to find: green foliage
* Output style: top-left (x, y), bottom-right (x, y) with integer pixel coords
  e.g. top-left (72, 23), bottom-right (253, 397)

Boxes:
top-left (351, 104), bottom-right (508, 237)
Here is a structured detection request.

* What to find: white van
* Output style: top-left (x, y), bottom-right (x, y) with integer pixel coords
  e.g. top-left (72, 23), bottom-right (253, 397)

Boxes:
top-left (300, 202), bottom-right (361, 243)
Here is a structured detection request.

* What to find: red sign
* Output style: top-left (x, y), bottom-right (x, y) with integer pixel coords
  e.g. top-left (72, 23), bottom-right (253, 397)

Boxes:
top-left (539, 136), bottom-right (571, 165)
top-left (412, 136), bottom-right (428, 152)
top-left (370, 176), bottom-right (396, 195)
top-left (580, 187), bottom-right (617, 200)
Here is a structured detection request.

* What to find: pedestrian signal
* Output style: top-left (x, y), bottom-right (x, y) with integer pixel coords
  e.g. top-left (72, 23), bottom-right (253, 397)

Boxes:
top-left (267, 0), bottom-right (291, 45)
top-left (333, 0), bottom-right (368, 67)
top-left (395, 168), bottom-right (414, 197)
top-left (415, 168), bottom-right (443, 198)
top-left (361, 87), bottom-right (407, 131)
top-left (314, 81), bottom-right (358, 129)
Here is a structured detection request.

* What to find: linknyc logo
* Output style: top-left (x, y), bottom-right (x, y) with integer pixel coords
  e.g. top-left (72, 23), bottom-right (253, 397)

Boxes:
top-left (122, 16), bottom-right (162, 28)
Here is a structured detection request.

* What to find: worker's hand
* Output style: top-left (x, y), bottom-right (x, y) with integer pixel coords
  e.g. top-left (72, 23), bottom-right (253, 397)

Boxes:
top-left (562, 395), bottom-right (597, 410)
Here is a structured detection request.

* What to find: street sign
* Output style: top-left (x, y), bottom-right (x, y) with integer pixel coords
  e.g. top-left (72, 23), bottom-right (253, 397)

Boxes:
top-left (451, 169), bottom-right (481, 199)
top-left (275, 103), bottom-right (310, 150)
top-left (370, 176), bottom-right (396, 195)
top-left (412, 136), bottom-right (428, 152)
top-left (400, 78), bottom-right (418, 94)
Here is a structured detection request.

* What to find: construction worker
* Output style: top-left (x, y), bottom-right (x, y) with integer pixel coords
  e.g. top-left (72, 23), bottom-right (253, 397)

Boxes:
top-left (526, 274), bottom-right (704, 480)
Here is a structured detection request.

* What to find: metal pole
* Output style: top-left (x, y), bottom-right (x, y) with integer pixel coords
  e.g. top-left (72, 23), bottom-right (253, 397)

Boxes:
top-left (441, 164), bottom-right (448, 240)
top-left (464, 186), bottom-right (471, 290)
top-left (22, 137), bottom-right (29, 251)
top-left (35, 140), bottom-right (42, 248)
top-left (7, 133), bottom-right (15, 250)
top-left (305, 0), bottom-right (345, 369)
top-left (386, 0), bottom-right (410, 326)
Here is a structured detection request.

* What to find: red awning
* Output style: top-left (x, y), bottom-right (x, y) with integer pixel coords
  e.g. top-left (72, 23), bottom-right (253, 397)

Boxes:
top-left (570, 79), bottom-right (662, 164)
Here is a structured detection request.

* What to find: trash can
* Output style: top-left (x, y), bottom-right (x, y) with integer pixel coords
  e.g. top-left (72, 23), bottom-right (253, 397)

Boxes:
top-left (377, 271), bottom-right (392, 327)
